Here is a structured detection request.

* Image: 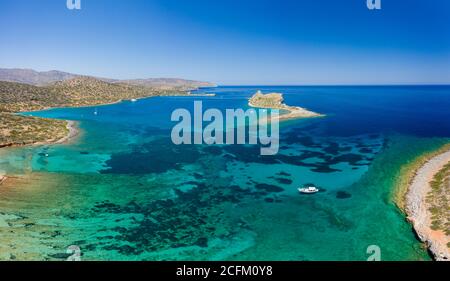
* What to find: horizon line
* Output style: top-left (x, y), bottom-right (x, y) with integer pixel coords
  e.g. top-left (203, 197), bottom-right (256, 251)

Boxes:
top-left (2, 67), bottom-right (450, 87)
top-left (214, 84), bottom-right (450, 87)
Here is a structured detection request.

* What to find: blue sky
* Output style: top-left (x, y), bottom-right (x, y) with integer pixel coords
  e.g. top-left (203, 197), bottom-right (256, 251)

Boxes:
top-left (0, 0), bottom-right (449, 85)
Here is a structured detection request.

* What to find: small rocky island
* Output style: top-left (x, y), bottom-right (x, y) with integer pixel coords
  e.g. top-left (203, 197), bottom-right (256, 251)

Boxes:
top-left (248, 90), bottom-right (323, 121)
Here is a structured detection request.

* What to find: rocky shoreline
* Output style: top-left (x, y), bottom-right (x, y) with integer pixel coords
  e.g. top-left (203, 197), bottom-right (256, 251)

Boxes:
top-left (55, 120), bottom-right (79, 144)
top-left (405, 148), bottom-right (450, 261)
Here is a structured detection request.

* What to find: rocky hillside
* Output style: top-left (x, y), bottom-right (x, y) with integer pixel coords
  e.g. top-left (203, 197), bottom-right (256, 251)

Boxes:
top-left (249, 91), bottom-right (285, 108)
top-left (0, 77), bottom-right (194, 112)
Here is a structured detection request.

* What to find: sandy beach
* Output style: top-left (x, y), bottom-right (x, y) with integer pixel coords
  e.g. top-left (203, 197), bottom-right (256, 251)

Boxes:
top-left (406, 148), bottom-right (450, 261)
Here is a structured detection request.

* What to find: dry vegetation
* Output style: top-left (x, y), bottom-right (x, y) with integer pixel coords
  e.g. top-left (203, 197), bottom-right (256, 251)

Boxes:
top-left (249, 91), bottom-right (286, 109)
top-left (427, 161), bottom-right (450, 236)
top-left (0, 77), bottom-right (191, 112)
top-left (0, 113), bottom-right (68, 147)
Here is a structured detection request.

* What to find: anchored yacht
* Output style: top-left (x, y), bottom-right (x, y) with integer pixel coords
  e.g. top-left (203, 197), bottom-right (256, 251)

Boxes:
top-left (298, 185), bottom-right (319, 194)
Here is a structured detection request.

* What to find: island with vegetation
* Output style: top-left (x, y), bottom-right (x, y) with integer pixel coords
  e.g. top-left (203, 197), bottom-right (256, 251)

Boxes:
top-left (395, 144), bottom-right (450, 261)
top-left (248, 90), bottom-right (323, 121)
top-left (0, 68), bottom-right (216, 148)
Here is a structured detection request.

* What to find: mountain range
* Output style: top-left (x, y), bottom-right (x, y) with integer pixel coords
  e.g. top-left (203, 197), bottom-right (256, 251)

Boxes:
top-left (0, 68), bottom-right (216, 89)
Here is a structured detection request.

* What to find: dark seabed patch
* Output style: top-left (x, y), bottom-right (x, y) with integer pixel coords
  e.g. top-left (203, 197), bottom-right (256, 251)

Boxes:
top-left (311, 166), bottom-right (342, 173)
top-left (255, 183), bottom-right (284, 193)
top-left (323, 142), bottom-right (352, 155)
top-left (359, 148), bottom-right (373, 154)
top-left (336, 191), bottom-right (352, 199)
top-left (193, 173), bottom-right (204, 180)
top-left (273, 177), bottom-right (293, 185)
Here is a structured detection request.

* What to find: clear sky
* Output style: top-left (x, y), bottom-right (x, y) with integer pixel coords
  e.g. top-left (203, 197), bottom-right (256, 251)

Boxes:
top-left (0, 0), bottom-right (449, 85)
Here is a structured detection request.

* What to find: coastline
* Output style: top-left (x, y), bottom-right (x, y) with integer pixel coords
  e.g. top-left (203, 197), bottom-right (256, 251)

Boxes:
top-left (2, 86), bottom-right (212, 149)
top-left (0, 120), bottom-right (79, 187)
top-left (55, 120), bottom-right (80, 145)
top-left (0, 120), bottom-right (80, 148)
top-left (20, 90), bottom-right (216, 114)
top-left (396, 143), bottom-right (450, 261)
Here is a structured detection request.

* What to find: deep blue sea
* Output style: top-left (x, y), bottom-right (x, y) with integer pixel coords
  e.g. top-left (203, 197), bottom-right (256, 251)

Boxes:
top-left (0, 85), bottom-right (449, 260)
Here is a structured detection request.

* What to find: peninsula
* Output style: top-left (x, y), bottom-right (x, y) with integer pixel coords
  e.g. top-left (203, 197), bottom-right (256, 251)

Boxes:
top-left (404, 147), bottom-right (450, 261)
top-left (248, 90), bottom-right (323, 121)
top-left (0, 68), bottom-right (215, 148)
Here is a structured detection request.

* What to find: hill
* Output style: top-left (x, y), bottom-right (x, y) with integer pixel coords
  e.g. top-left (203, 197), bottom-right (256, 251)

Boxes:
top-left (0, 77), bottom-right (201, 112)
top-left (0, 68), bottom-right (78, 86)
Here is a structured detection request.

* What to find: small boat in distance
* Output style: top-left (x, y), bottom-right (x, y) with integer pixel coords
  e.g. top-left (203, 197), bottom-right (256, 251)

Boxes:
top-left (131, 99), bottom-right (137, 102)
top-left (298, 185), bottom-right (319, 194)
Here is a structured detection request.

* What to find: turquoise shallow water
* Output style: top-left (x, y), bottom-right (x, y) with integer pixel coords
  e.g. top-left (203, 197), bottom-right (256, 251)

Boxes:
top-left (1, 86), bottom-right (450, 260)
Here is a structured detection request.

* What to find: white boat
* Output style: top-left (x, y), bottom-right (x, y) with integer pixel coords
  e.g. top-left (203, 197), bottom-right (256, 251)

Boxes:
top-left (131, 99), bottom-right (137, 102)
top-left (298, 185), bottom-right (319, 194)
